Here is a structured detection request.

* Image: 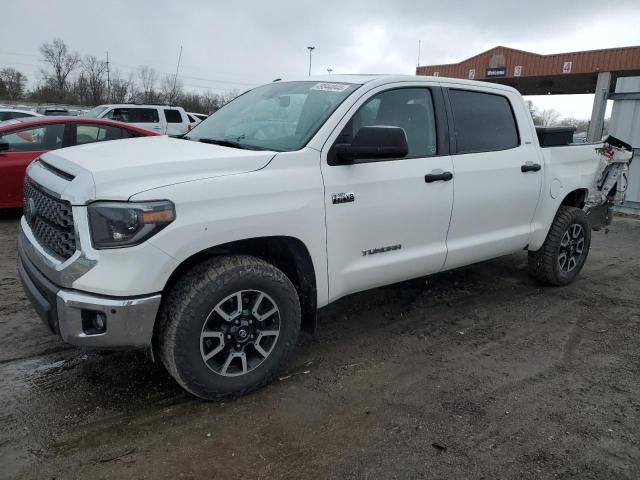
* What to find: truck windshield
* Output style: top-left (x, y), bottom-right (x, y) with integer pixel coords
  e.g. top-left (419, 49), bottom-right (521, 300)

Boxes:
top-left (187, 81), bottom-right (360, 151)
top-left (85, 106), bottom-right (109, 118)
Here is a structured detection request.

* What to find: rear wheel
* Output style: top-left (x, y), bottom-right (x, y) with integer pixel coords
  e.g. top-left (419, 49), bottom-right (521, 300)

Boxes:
top-left (528, 206), bottom-right (591, 286)
top-left (158, 255), bottom-right (300, 399)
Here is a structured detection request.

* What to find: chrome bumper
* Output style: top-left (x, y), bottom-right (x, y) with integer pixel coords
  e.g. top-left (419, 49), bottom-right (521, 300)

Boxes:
top-left (18, 224), bottom-right (161, 349)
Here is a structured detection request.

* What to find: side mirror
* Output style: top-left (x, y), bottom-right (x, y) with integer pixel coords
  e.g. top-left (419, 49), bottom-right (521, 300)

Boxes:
top-left (335, 126), bottom-right (408, 163)
top-left (0, 139), bottom-right (9, 152)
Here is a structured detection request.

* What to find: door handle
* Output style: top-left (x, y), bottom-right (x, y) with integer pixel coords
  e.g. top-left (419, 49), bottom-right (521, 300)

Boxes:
top-left (521, 162), bottom-right (541, 173)
top-left (425, 170), bottom-right (453, 183)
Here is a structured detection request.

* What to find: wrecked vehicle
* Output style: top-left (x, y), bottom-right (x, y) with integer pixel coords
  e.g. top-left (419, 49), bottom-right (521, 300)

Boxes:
top-left (17, 75), bottom-right (633, 399)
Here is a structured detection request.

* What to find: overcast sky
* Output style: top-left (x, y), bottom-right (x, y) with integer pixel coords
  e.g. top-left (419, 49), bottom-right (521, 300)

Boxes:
top-left (3, 0), bottom-right (640, 118)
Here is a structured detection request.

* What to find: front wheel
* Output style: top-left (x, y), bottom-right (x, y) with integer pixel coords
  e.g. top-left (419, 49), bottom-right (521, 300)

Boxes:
top-left (158, 255), bottom-right (301, 400)
top-left (527, 206), bottom-right (592, 286)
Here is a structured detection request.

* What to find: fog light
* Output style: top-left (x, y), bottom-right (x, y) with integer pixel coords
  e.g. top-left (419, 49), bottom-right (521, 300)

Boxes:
top-left (81, 310), bottom-right (107, 335)
top-left (94, 313), bottom-right (105, 331)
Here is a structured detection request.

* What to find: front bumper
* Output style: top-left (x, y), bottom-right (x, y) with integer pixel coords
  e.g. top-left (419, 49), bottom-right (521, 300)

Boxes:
top-left (18, 247), bottom-right (161, 349)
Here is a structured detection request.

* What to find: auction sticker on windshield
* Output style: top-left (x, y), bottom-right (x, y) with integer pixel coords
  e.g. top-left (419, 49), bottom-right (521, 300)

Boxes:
top-left (310, 83), bottom-right (351, 92)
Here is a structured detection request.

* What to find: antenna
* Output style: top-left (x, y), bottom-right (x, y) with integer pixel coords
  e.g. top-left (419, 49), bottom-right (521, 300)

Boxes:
top-left (307, 46), bottom-right (315, 76)
top-left (417, 40), bottom-right (421, 67)
top-left (171, 46), bottom-right (183, 104)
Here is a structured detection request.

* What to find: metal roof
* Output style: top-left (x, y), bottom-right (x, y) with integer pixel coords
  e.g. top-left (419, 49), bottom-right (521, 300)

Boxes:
top-left (416, 46), bottom-right (640, 95)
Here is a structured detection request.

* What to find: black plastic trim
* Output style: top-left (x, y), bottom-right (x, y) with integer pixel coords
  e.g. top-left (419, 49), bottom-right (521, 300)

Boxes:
top-left (18, 253), bottom-right (61, 334)
top-left (36, 159), bottom-right (75, 181)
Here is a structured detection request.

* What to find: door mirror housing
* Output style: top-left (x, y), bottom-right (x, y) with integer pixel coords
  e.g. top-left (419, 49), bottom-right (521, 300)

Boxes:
top-left (335, 126), bottom-right (408, 163)
top-left (0, 139), bottom-right (9, 152)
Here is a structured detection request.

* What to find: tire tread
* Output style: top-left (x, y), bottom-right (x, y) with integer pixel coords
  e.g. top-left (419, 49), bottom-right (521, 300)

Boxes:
top-left (527, 206), bottom-right (591, 286)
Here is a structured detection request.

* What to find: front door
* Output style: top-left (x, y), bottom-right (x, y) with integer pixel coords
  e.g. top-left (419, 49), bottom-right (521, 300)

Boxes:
top-left (321, 85), bottom-right (454, 302)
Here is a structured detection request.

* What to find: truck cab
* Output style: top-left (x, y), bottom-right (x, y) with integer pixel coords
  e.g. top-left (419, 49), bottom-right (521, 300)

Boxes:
top-left (85, 103), bottom-right (191, 136)
top-left (17, 75), bottom-right (632, 400)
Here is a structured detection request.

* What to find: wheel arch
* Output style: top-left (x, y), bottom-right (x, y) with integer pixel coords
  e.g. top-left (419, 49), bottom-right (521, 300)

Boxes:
top-left (159, 235), bottom-right (318, 335)
top-left (529, 187), bottom-right (590, 251)
top-left (560, 188), bottom-right (588, 209)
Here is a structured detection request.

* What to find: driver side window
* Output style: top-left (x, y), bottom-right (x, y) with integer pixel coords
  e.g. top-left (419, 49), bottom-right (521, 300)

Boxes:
top-left (338, 88), bottom-right (437, 158)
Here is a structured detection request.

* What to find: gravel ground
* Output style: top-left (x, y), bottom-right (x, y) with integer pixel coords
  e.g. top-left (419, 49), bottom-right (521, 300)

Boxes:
top-left (1, 211), bottom-right (640, 480)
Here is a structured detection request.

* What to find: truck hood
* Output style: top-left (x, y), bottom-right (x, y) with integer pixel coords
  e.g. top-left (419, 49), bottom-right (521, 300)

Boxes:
top-left (34, 136), bottom-right (276, 203)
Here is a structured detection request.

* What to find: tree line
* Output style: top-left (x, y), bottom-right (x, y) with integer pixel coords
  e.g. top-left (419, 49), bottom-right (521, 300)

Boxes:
top-left (0, 38), bottom-right (240, 114)
top-left (526, 100), bottom-right (597, 134)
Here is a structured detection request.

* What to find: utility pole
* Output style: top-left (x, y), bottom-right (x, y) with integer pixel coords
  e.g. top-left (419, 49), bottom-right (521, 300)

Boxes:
top-left (417, 40), bottom-right (421, 68)
top-left (171, 46), bottom-right (183, 105)
top-left (105, 51), bottom-right (111, 102)
top-left (307, 46), bottom-right (315, 77)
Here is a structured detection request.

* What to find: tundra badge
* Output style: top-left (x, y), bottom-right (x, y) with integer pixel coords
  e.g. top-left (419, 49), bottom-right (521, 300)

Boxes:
top-left (332, 192), bottom-right (355, 204)
top-left (362, 244), bottom-right (402, 256)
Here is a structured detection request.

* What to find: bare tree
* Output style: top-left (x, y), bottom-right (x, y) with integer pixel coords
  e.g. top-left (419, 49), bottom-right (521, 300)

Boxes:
top-left (0, 68), bottom-right (28, 100)
top-left (110, 71), bottom-right (134, 103)
top-left (81, 55), bottom-right (107, 105)
top-left (219, 89), bottom-right (240, 106)
top-left (160, 74), bottom-right (183, 105)
top-left (72, 74), bottom-right (90, 105)
top-left (136, 65), bottom-right (159, 103)
top-left (39, 38), bottom-right (80, 100)
top-left (539, 108), bottom-right (561, 127)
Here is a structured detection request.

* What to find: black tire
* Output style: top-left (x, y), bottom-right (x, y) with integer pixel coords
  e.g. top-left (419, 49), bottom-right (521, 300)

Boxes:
top-left (158, 255), bottom-right (301, 400)
top-left (528, 206), bottom-right (592, 286)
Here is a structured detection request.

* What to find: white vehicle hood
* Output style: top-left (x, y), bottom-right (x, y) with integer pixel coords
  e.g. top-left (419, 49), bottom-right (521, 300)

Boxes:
top-left (34, 136), bottom-right (276, 203)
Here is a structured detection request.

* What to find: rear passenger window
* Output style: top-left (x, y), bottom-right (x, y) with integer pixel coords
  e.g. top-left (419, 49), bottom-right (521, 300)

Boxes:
top-left (164, 109), bottom-right (183, 123)
top-left (449, 89), bottom-right (519, 154)
top-left (75, 124), bottom-right (124, 145)
top-left (109, 108), bottom-right (159, 123)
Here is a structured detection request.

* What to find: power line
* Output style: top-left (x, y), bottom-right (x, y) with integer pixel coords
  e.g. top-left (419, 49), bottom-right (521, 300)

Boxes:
top-left (0, 48), bottom-right (259, 89)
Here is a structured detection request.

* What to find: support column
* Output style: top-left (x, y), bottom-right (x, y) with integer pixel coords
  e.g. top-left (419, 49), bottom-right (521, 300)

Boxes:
top-left (587, 72), bottom-right (612, 142)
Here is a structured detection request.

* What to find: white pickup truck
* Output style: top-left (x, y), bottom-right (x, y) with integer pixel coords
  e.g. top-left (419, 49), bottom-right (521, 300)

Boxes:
top-left (18, 75), bottom-right (632, 399)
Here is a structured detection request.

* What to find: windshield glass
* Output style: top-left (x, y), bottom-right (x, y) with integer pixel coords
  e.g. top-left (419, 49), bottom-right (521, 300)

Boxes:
top-left (187, 81), bottom-right (360, 151)
top-left (85, 106), bottom-right (109, 118)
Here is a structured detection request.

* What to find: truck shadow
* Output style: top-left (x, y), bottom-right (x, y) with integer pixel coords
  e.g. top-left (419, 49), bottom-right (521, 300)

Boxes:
top-left (6, 252), bottom-right (536, 457)
top-left (0, 208), bottom-right (22, 221)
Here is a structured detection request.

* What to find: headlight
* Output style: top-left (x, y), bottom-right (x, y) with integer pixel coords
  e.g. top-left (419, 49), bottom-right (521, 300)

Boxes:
top-left (88, 200), bottom-right (175, 249)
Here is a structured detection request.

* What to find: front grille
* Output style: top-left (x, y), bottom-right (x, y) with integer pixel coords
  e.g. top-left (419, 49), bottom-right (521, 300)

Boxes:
top-left (23, 179), bottom-right (76, 260)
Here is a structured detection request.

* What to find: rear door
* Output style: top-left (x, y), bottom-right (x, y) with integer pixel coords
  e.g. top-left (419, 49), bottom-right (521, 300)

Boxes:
top-left (442, 86), bottom-right (542, 270)
top-left (0, 123), bottom-right (65, 207)
top-left (163, 108), bottom-right (189, 135)
top-left (321, 84), bottom-right (454, 301)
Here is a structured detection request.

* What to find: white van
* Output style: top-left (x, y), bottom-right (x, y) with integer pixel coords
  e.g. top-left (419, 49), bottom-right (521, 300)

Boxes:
top-left (85, 104), bottom-right (191, 136)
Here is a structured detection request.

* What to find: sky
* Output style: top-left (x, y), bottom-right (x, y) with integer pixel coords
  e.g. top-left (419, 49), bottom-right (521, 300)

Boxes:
top-left (3, 0), bottom-right (640, 118)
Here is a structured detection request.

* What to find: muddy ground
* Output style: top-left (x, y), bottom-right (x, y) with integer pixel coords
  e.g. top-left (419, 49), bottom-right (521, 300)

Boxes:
top-left (1, 211), bottom-right (640, 480)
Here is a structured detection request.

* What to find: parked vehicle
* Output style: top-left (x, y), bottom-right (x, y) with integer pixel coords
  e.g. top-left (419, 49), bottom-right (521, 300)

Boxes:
top-left (85, 104), bottom-right (191, 135)
top-left (17, 76), bottom-right (632, 400)
top-left (0, 109), bottom-right (42, 121)
top-left (187, 112), bottom-right (208, 123)
top-left (34, 107), bottom-right (74, 116)
top-left (0, 117), bottom-right (158, 208)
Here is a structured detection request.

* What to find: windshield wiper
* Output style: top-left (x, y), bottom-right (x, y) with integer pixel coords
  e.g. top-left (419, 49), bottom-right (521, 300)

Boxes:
top-left (197, 138), bottom-right (261, 150)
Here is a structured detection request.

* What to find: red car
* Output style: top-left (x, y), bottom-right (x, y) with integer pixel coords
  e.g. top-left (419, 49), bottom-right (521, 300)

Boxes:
top-left (0, 116), bottom-right (158, 208)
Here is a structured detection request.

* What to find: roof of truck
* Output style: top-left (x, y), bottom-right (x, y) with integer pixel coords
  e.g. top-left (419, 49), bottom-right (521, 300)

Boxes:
top-left (284, 74), bottom-right (519, 93)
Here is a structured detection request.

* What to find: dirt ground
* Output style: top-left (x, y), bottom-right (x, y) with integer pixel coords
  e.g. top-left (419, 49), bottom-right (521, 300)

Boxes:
top-left (2, 210), bottom-right (640, 480)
